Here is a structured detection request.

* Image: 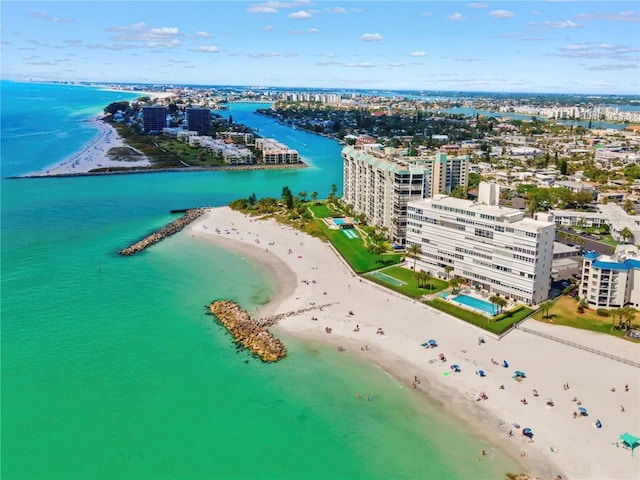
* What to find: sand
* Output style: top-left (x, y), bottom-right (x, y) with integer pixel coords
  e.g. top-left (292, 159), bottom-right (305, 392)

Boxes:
top-left (191, 206), bottom-right (640, 480)
top-left (28, 116), bottom-right (151, 176)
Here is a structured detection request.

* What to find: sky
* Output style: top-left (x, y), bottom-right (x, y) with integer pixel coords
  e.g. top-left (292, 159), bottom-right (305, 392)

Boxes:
top-left (1, 1), bottom-right (639, 94)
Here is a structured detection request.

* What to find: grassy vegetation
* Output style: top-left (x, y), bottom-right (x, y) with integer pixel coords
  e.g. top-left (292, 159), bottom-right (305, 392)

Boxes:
top-left (532, 295), bottom-right (640, 341)
top-left (598, 234), bottom-right (621, 247)
top-left (307, 203), bottom-right (402, 273)
top-left (366, 266), bottom-right (448, 299)
top-left (425, 298), bottom-right (533, 335)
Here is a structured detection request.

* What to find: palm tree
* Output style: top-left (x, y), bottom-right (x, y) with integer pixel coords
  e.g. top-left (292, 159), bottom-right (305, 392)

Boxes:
top-left (610, 308), bottom-right (623, 331)
top-left (488, 295), bottom-right (501, 315)
top-left (539, 301), bottom-right (553, 319)
top-left (423, 271), bottom-right (433, 292)
top-left (406, 243), bottom-right (423, 271)
top-left (415, 269), bottom-right (426, 288)
top-left (310, 191), bottom-right (318, 204)
top-left (623, 199), bottom-right (635, 215)
top-left (444, 265), bottom-right (454, 279)
top-left (619, 227), bottom-right (633, 244)
top-left (622, 306), bottom-right (637, 330)
top-left (495, 297), bottom-right (508, 315)
top-left (449, 277), bottom-right (463, 294)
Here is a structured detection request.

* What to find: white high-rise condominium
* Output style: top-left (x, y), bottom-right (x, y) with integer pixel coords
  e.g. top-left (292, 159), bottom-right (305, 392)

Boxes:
top-left (406, 183), bottom-right (556, 305)
top-left (342, 145), bottom-right (469, 244)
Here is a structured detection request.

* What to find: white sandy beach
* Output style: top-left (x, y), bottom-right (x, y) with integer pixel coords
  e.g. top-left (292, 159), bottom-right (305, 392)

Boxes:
top-left (28, 116), bottom-right (151, 176)
top-left (191, 206), bottom-right (640, 480)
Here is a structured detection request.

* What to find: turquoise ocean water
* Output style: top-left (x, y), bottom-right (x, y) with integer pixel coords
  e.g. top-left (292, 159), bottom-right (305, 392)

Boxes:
top-left (1, 81), bottom-right (519, 479)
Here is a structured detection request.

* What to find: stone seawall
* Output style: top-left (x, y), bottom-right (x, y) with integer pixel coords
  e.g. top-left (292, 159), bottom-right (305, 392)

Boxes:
top-left (119, 208), bottom-right (206, 256)
top-left (209, 300), bottom-right (287, 362)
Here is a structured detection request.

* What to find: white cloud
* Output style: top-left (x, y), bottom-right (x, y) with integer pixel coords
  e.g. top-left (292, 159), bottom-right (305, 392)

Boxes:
top-left (489, 10), bottom-right (515, 20)
top-left (105, 22), bottom-right (146, 32)
top-left (467, 3), bottom-right (488, 8)
top-left (360, 32), bottom-right (383, 42)
top-left (584, 63), bottom-right (637, 71)
top-left (197, 45), bottom-right (219, 53)
top-left (31, 12), bottom-right (74, 23)
top-left (325, 7), bottom-right (347, 14)
top-left (447, 12), bottom-right (467, 22)
top-left (246, 6), bottom-right (278, 14)
top-left (422, 12), bottom-right (433, 17)
top-left (409, 51), bottom-right (427, 57)
top-left (387, 63), bottom-right (405, 67)
top-left (288, 10), bottom-right (312, 19)
top-left (308, 28), bottom-right (320, 34)
top-left (344, 62), bottom-right (375, 68)
top-left (194, 31), bottom-right (212, 38)
top-left (149, 27), bottom-right (179, 35)
top-left (548, 19), bottom-right (582, 28)
top-left (263, 25), bottom-right (273, 31)
top-left (575, 11), bottom-right (640, 22)
top-left (104, 22), bottom-right (183, 49)
top-left (248, 51), bottom-right (281, 58)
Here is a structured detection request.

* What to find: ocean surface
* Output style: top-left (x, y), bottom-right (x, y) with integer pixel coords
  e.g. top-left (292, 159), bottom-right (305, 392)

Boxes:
top-left (1, 81), bottom-right (520, 479)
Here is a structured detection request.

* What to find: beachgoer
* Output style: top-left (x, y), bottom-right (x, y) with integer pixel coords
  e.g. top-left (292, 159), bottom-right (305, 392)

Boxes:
top-left (481, 449), bottom-right (486, 456)
top-left (509, 430), bottom-right (513, 437)
top-left (611, 387), bottom-right (616, 392)
top-left (621, 405), bottom-right (625, 412)
top-left (625, 384), bottom-right (629, 392)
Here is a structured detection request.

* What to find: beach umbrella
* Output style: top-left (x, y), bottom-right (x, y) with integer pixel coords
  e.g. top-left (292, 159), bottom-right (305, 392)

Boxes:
top-left (503, 360), bottom-right (509, 368)
top-left (428, 339), bottom-right (437, 347)
top-left (478, 370), bottom-right (485, 377)
top-left (578, 407), bottom-right (588, 416)
top-left (514, 370), bottom-right (526, 378)
top-left (522, 428), bottom-right (533, 437)
top-left (451, 364), bottom-right (460, 372)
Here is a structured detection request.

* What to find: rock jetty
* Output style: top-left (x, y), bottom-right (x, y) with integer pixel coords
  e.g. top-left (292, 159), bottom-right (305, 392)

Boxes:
top-left (209, 300), bottom-right (287, 362)
top-left (119, 208), bottom-right (205, 255)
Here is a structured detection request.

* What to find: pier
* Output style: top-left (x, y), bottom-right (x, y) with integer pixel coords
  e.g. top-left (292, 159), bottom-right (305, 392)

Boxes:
top-left (119, 208), bottom-right (206, 255)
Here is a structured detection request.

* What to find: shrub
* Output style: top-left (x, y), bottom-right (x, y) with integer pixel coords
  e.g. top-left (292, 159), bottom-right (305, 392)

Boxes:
top-left (596, 308), bottom-right (611, 317)
top-left (577, 305), bottom-right (585, 313)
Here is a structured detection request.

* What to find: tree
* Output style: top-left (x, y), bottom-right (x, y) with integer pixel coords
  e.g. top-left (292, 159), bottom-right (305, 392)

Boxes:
top-left (415, 269), bottom-right (426, 288)
top-left (494, 297), bottom-right (507, 314)
top-left (104, 101), bottom-right (130, 115)
top-left (539, 301), bottom-right (553, 319)
top-left (623, 199), bottom-right (635, 215)
top-left (310, 191), bottom-right (318, 204)
top-left (297, 191), bottom-right (307, 203)
top-left (444, 265), bottom-right (454, 279)
top-left (367, 243), bottom-right (386, 263)
top-left (574, 190), bottom-right (594, 209)
top-left (281, 186), bottom-right (294, 209)
top-left (449, 277), bottom-right (463, 294)
top-left (619, 227), bottom-right (633, 244)
top-left (488, 295), bottom-right (501, 315)
top-left (622, 307), bottom-right (637, 330)
top-left (406, 243), bottom-right (423, 271)
top-left (450, 185), bottom-right (467, 199)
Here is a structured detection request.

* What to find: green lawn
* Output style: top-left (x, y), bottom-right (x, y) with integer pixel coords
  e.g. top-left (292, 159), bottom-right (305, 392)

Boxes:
top-left (532, 295), bottom-right (640, 342)
top-left (307, 203), bottom-right (402, 273)
top-left (425, 298), bottom-right (532, 335)
top-left (366, 266), bottom-right (448, 299)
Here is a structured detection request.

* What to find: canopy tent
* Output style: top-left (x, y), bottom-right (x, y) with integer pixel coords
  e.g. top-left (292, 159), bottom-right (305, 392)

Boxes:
top-left (619, 433), bottom-right (640, 457)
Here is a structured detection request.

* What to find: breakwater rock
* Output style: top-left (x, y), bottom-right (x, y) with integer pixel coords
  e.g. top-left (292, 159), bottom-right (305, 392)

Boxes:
top-left (209, 300), bottom-right (287, 362)
top-left (119, 208), bottom-right (205, 255)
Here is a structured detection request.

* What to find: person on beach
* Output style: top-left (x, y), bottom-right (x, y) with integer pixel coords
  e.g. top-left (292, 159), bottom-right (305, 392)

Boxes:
top-left (620, 405), bottom-right (625, 412)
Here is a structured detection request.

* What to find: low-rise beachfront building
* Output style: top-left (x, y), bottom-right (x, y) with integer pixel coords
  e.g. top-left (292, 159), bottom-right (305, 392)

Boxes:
top-left (579, 246), bottom-right (640, 309)
top-left (254, 138), bottom-right (300, 164)
top-left (187, 136), bottom-right (254, 165)
top-left (406, 182), bottom-right (556, 305)
top-left (342, 145), bottom-right (469, 244)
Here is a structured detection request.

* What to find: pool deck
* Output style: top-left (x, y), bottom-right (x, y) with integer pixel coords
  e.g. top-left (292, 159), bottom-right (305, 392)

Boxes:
top-left (441, 291), bottom-right (508, 317)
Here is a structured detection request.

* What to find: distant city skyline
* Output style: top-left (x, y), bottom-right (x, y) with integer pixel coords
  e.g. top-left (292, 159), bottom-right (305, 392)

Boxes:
top-left (1, 1), bottom-right (639, 95)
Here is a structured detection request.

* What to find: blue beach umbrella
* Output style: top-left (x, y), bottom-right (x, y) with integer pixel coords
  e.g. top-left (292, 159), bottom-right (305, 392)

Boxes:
top-left (578, 407), bottom-right (588, 416)
top-left (428, 339), bottom-right (437, 347)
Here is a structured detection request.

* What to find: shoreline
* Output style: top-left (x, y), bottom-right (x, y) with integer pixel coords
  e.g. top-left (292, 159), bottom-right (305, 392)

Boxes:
top-left (16, 116), bottom-right (308, 180)
top-left (190, 206), bottom-right (639, 480)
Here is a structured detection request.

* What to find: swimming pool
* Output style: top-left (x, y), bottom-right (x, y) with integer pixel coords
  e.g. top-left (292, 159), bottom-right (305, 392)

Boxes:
top-left (370, 271), bottom-right (406, 287)
top-left (333, 218), bottom-right (346, 225)
top-left (449, 294), bottom-right (498, 315)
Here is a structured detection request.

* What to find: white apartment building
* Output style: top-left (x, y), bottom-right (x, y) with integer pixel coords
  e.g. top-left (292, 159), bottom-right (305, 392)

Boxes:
top-left (406, 183), bottom-right (556, 305)
top-left (254, 138), bottom-right (300, 164)
top-left (342, 145), bottom-right (469, 244)
top-left (580, 246), bottom-right (640, 309)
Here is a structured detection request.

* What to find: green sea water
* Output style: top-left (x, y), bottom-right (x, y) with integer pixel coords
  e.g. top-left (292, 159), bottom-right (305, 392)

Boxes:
top-left (1, 82), bottom-right (520, 479)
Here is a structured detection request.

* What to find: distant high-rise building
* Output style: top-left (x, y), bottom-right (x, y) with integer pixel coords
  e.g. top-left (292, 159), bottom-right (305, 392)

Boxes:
top-left (142, 106), bottom-right (167, 133)
top-left (186, 108), bottom-right (211, 135)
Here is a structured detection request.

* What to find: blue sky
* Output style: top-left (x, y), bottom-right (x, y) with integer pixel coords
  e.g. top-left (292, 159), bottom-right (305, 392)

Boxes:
top-left (2, 1), bottom-right (639, 94)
